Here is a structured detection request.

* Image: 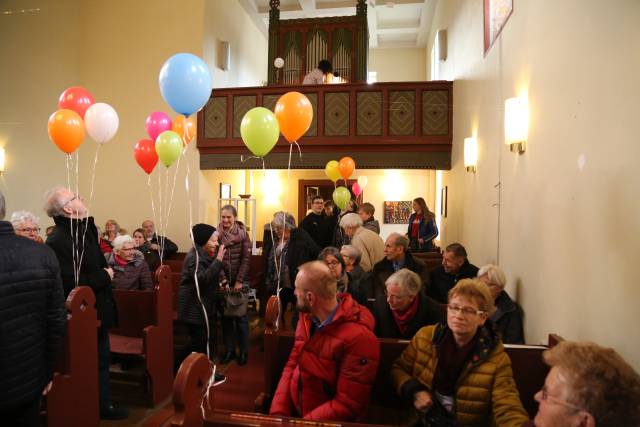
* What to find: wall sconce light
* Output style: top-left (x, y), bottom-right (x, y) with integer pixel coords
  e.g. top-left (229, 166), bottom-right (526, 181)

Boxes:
top-left (504, 97), bottom-right (528, 154)
top-left (0, 147), bottom-right (5, 174)
top-left (464, 137), bottom-right (478, 173)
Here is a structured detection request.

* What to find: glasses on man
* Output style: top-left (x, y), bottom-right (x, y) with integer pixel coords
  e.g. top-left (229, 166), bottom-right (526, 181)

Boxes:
top-left (447, 304), bottom-right (486, 317)
top-left (62, 194), bottom-right (83, 208)
top-left (384, 289), bottom-right (409, 301)
top-left (539, 385), bottom-right (584, 412)
top-left (18, 227), bottom-right (41, 234)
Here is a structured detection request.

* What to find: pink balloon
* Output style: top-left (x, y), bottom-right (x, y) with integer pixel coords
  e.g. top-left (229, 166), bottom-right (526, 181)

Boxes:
top-left (145, 111), bottom-right (172, 141)
top-left (352, 182), bottom-right (362, 197)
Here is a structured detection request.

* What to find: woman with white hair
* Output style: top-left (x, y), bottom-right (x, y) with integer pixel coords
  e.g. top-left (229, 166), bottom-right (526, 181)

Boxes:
top-left (339, 213), bottom-right (384, 272)
top-left (105, 235), bottom-right (153, 290)
top-left (477, 264), bottom-right (524, 344)
top-left (10, 210), bottom-right (42, 242)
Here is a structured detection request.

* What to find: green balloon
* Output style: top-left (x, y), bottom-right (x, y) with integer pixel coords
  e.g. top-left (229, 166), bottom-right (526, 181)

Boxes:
top-left (333, 186), bottom-right (351, 210)
top-left (155, 130), bottom-right (182, 167)
top-left (240, 107), bottom-right (280, 157)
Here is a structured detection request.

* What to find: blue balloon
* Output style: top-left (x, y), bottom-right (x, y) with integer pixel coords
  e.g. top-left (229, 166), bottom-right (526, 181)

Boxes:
top-left (158, 53), bottom-right (212, 116)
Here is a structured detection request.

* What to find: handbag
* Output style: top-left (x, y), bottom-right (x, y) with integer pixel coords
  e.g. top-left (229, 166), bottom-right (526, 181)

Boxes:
top-left (223, 288), bottom-right (248, 317)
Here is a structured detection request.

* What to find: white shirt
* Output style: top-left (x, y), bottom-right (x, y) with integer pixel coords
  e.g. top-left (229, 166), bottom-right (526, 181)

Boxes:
top-left (303, 68), bottom-right (325, 85)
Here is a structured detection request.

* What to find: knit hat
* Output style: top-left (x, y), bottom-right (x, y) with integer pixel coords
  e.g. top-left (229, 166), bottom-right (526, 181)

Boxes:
top-left (192, 223), bottom-right (216, 246)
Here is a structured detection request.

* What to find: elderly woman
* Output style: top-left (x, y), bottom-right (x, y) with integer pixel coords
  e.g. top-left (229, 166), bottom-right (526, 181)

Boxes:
top-left (339, 213), bottom-right (384, 272)
top-left (265, 211), bottom-right (320, 330)
top-left (391, 279), bottom-right (529, 427)
top-left (373, 269), bottom-right (442, 339)
top-left (105, 235), bottom-right (153, 291)
top-left (10, 210), bottom-right (42, 242)
top-left (318, 246), bottom-right (367, 305)
top-left (477, 264), bottom-right (524, 344)
top-left (99, 219), bottom-right (121, 254)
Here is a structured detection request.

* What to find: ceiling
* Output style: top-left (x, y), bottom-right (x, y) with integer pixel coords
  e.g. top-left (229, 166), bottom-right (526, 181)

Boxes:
top-left (239, 0), bottom-right (434, 49)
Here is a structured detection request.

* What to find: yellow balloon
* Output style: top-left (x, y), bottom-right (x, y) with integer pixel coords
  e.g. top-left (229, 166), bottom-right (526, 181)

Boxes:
top-left (324, 160), bottom-right (341, 182)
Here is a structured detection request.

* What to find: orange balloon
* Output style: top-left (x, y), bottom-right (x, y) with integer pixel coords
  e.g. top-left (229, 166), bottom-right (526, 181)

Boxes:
top-left (338, 156), bottom-right (355, 180)
top-left (172, 115), bottom-right (196, 144)
top-left (274, 91), bottom-right (313, 143)
top-left (48, 109), bottom-right (85, 154)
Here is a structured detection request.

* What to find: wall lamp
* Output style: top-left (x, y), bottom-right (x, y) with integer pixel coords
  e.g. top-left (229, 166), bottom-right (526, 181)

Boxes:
top-left (464, 137), bottom-right (478, 173)
top-left (0, 147), bottom-right (5, 175)
top-left (504, 97), bottom-right (528, 154)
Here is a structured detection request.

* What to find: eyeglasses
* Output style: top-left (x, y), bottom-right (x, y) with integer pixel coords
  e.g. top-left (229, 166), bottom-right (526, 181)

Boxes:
top-left (18, 227), bottom-right (41, 234)
top-left (447, 304), bottom-right (486, 317)
top-left (539, 385), bottom-right (584, 412)
top-left (384, 289), bottom-right (409, 301)
top-left (325, 259), bottom-right (340, 267)
top-left (62, 194), bottom-right (83, 208)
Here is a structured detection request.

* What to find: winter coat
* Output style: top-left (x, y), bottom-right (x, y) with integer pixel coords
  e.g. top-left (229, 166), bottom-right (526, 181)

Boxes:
top-left (428, 260), bottom-right (479, 304)
top-left (178, 245), bottom-right (224, 325)
top-left (217, 221), bottom-right (251, 284)
top-left (148, 233), bottom-right (178, 258)
top-left (372, 292), bottom-right (443, 339)
top-left (137, 241), bottom-right (161, 272)
top-left (105, 251), bottom-right (153, 291)
top-left (492, 291), bottom-right (525, 344)
top-left (407, 213), bottom-right (438, 252)
top-left (0, 221), bottom-right (66, 410)
top-left (362, 217), bottom-right (380, 234)
top-left (270, 294), bottom-right (380, 421)
top-left (264, 228), bottom-right (320, 293)
top-left (350, 226), bottom-right (384, 273)
top-left (300, 212), bottom-right (332, 248)
top-left (371, 252), bottom-right (431, 301)
top-left (391, 324), bottom-right (529, 427)
top-left (46, 216), bottom-right (117, 329)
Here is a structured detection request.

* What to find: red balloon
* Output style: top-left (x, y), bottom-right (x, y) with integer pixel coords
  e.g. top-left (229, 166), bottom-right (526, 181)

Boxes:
top-left (134, 139), bottom-right (158, 174)
top-left (58, 86), bottom-right (95, 119)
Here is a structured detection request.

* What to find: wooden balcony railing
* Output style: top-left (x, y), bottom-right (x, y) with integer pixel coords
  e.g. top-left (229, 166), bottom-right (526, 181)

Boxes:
top-left (196, 81), bottom-right (453, 170)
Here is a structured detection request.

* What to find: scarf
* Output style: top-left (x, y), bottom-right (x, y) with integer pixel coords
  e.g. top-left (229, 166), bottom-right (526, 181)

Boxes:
top-left (391, 294), bottom-right (420, 335)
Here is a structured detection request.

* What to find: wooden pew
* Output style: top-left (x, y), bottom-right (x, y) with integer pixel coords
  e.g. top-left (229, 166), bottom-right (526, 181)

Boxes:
top-left (47, 286), bottom-right (99, 427)
top-left (143, 353), bottom-right (391, 427)
top-left (411, 251), bottom-right (443, 273)
top-left (109, 265), bottom-right (174, 405)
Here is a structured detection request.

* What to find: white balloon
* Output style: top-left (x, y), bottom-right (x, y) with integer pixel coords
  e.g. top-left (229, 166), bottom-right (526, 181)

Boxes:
top-left (274, 57), bottom-right (285, 69)
top-left (85, 102), bottom-right (119, 144)
top-left (357, 175), bottom-right (368, 189)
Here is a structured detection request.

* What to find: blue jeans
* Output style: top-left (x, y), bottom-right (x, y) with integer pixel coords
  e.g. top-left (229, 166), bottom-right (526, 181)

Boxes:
top-left (222, 315), bottom-right (248, 355)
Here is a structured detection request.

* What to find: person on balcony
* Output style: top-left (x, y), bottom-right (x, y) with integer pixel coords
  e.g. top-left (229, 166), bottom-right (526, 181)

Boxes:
top-left (303, 59), bottom-right (333, 85)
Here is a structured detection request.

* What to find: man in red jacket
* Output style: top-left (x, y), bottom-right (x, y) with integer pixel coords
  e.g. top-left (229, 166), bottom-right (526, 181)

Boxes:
top-left (270, 261), bottom-right (380, 422)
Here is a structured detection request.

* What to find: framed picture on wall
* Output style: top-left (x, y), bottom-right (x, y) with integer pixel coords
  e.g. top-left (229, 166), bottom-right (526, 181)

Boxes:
top-left (383, 201), bottom-right (412, 224)
top-left (484, 0), bottom-right (513, 54)
top-left (220, 183), bottom-right (231, 199)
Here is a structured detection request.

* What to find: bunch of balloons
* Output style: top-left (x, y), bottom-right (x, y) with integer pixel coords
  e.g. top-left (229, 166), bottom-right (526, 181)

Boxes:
top-left (240, 91), bottom-right (313, 158)
top-left (48, 87), bottom-right (119, 154)
top-left (324, 156), bottom-right (364, 210)
top-left (133, 53), bottom-right (211, 174)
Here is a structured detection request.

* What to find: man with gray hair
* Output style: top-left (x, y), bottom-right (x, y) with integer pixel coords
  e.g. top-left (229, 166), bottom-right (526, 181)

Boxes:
top-left (371, 232), bottom-right (431, 301)
top-left (0, 191), bottom-right (66, 426)
top-left (44, 187), bottom-right (128, 420)
top-left (339, 213), bottom-right (384, 272)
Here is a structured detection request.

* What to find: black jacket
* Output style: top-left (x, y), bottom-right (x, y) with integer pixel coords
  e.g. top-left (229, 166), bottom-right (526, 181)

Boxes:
top-left (178, 245), bottom-right (223, 325)
top-left (428, 260), bottom-right (479, 304)
top-left (264, 227), bottom-right (320, 292)
top-left (46, 216), bottom-right (117, 329)
top-left (372, 292), bottom-right (443, 339)
top-left (491, 291), bottom-right (525, 344)
top-left (0, 221), bottom-right (66, 409)
top-left (300, 212), bottom-right (330, 248)
top-left (149, 233), bottom-right (178, 258)
top-left (371, 252), bottom-right (431, 301)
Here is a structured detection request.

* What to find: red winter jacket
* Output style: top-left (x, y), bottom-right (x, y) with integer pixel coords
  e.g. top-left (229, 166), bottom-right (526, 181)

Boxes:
top-left (269, 293), bottom-right (380, 421)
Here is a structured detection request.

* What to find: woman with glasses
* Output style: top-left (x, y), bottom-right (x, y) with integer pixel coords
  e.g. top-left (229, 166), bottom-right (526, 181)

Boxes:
top-left (372, 268), bottom-right (442, 339)
top-left (318, 246), bottom-right (367, 306)
top-left (391, 279), bottom-right (529, 427)
top-left (105, 235), bottom-right (153, 290)
top-left (10, 210), bottom-right (42, 243)
top-left (477, 264), bottom-right (524, 344)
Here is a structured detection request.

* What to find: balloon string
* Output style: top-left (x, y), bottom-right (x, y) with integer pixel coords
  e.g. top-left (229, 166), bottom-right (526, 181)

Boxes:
top-left (240, 154), bottom-right (260, 163)
top-left (66, 154), bottom-right (78, 287)
top-left (156, 168), bottom-right (163, 263)
top-left (293, 141), bottom-right (302, 161)
top-left (77, 144), bottom-right (102, 279)
top-left (160, 150), bottom-right (183, 264)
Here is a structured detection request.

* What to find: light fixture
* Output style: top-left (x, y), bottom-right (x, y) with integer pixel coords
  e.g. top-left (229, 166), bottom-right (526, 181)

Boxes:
top-left (0, 147), bottom-right (5, 174)
top-left (464, 137), bottom-right (478, 173)
top-left (504, 97), bottom-right (528, 154)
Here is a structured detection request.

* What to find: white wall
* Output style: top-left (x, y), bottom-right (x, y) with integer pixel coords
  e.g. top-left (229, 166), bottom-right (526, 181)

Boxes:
top-left (428, 0), bottom-right (640, 369)
top-left (369, 48), bottom-right (427, 81)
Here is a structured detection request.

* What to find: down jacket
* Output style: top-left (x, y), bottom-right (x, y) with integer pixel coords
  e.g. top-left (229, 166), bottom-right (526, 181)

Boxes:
top-left (270, 293), bottom-right (380, 421)
top-left (217, 221), bottom-right (251, 284)
top-left (391, 324), bottom-right (529, 427)
top-left (178, 245), bottom-right (223, 325)
top-left (0, 221), bottom-right (66, 409)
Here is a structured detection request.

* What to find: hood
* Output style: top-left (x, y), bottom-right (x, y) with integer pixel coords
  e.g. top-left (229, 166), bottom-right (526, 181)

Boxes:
top-left (329, 293), bottom-right (375, 333)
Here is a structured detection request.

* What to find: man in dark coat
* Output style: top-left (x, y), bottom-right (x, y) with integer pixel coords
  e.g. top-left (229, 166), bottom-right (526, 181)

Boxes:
top-left (141, 219), bottom-right (179, 258)
top-left (371, 233), bottom-right (430, 301)
top-left (300, 196), bottom-right (331, 248)
top-left (0, 192), bottom-right (66, 426)
top-left (44, 187), bottom-right (128, 420)
top-left (428, 242), bottom-right (479, 304)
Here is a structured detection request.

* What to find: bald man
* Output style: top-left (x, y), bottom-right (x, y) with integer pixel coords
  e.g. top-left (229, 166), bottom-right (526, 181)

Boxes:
top-left (270, 261), bottom-right (380, 421)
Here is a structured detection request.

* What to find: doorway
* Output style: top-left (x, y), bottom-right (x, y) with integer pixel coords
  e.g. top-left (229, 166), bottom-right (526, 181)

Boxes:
top-left (297, 179), bottom-right (358, 224)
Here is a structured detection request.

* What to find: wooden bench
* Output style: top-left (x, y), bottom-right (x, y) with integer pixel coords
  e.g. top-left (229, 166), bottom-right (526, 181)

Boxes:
top-left (412, 251), bottom-right (443, 273)
top-left (109, 265), bottom-right (174, 405)
top-left (46, 286), bottom-right (99, 427)
top-left (143, 353), bottom-right (391, 427)
top-left (258, 296), bottom-right (552, 422)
